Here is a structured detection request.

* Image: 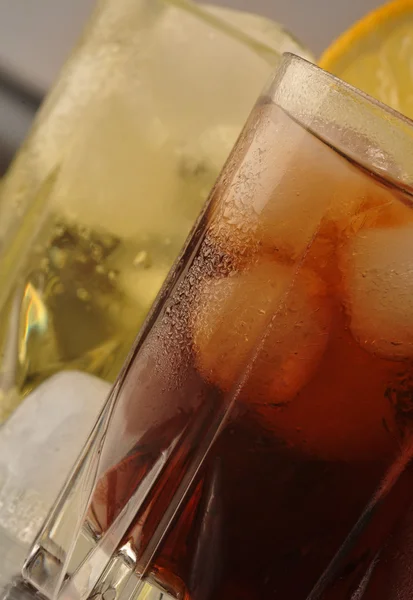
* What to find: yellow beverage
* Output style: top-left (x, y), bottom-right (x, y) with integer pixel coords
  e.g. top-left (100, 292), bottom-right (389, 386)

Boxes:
top-left (0, 0), bottom-right (312, 419)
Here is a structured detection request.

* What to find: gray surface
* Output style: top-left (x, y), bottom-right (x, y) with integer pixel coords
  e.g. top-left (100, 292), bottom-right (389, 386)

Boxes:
top-left (0, 0), bottom-right (95, 96)
top-left (0, 82), bottom-right (38, 173)
top-left (0, 0), bottom-right (384, 94)
top-left (207, 0), bottom-right (383, 56)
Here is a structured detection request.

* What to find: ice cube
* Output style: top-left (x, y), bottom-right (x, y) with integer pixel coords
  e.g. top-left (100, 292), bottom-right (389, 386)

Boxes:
top-left (55, 102), bottom-right (184, 240)
top-left (191, 258), bottom-right (330, 403)
top-left (342, 184), bottom-right (413, 237)
top-left (13, 2), bottom-right (307, 245)
top-left (341, 225), bottom-right (413, 359)
top-left (0, 372), bottom-right (110, 549)
top-left (209, 105), bottom-right (395, 262)
top-left (261, 317), bottom-right (398, 461)
top-left (178, 124), bottom-right (240, 180)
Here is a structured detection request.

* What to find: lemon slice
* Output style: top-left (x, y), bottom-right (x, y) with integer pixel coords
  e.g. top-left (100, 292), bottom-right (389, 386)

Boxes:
top-left (320, 0), bottom-right (413, 119)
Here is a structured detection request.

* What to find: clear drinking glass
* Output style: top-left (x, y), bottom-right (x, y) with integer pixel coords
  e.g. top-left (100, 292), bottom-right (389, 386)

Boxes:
top-left (0, 0), bottom-right (311, 423)
top-left (23, 54), bottom-right (413, 600)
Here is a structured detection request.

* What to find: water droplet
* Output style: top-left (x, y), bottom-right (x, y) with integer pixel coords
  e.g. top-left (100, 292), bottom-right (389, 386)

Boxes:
top-left (78, 226), bottom-right (91, 240)
top-left (54, 224), bottom-right (65, 237)
top-left (133, 251), bottom-right (151, 269)
top-left (50, 247), bottom-right (67, 270)
top-left (40, 258), bottom-right (49, 271)
top-left (77, 288), bottom-right (90, 302)
top-left (91, 243), bottom-right (104, 261)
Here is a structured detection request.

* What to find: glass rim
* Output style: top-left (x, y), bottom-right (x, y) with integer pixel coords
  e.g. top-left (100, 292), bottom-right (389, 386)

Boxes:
top-left (284, 53), bottom-right (413, 129)
top-left (165, 1), bottom-right (310, 63)
top-left (267, 53), bottom-right (413, 198)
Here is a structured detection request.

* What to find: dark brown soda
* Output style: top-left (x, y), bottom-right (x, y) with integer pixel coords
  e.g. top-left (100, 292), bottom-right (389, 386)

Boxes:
top-left (91, 125), bottom-right (413, 599)
top-left (96, 238), bottom-right (413, 599)
top-left (146, 314), bottom-right (413, 599)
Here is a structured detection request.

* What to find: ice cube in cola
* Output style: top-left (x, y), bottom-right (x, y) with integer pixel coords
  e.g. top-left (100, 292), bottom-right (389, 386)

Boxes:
top-left (26, 93), bottom-right (413, 598)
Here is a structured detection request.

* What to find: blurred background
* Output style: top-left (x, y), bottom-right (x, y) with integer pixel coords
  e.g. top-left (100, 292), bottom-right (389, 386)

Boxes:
top-left (0, 0), bottom-right (384, 174)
